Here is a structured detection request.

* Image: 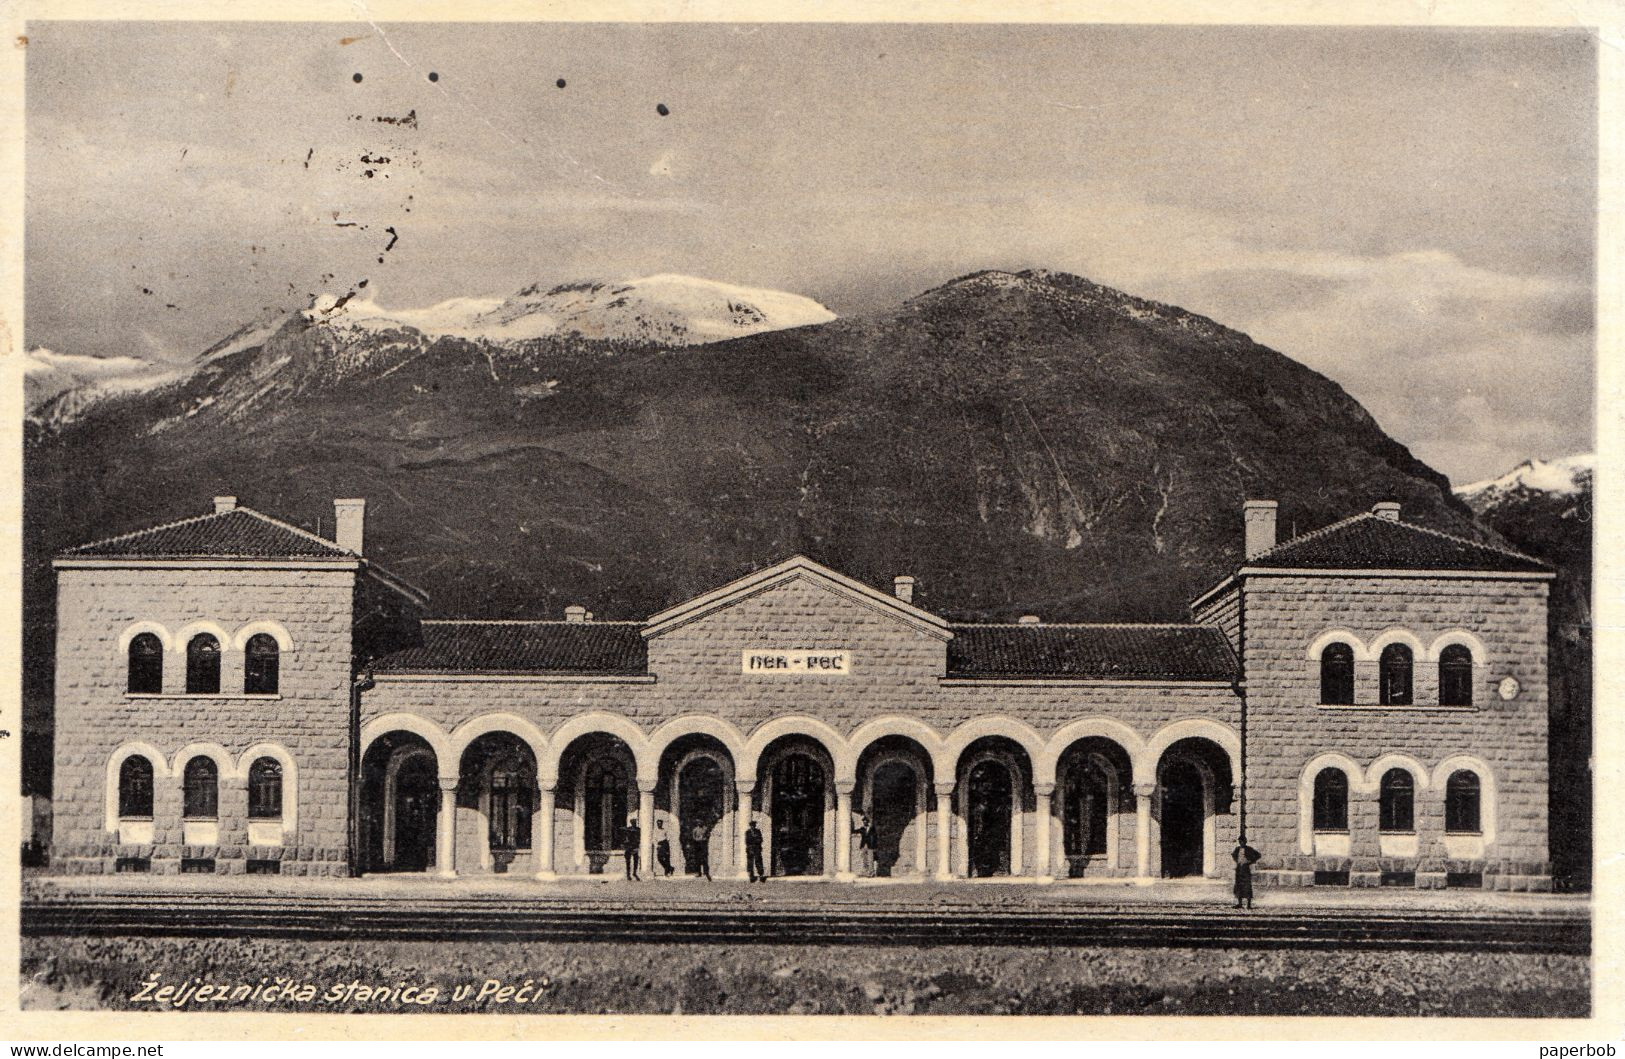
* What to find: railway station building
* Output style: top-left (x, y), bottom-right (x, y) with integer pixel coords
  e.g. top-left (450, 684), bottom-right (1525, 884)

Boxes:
top-left (48, 494), bottom-right (1556, 890)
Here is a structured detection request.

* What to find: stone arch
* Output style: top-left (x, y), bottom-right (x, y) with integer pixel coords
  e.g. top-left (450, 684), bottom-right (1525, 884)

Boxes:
top-left (741, 716), bottom-right (848, 784)
top-left (116, 620), bottom-right (173, 655)
top-left (649, 715), bottom-right (748, 789)
top-left (1432, 753), bottom-right (1499, 844)
top-left (231, 620), bottom-right (295, 652)
top-left (544, 712), bottom-right (651, 788)
top-left (238, 742), bottom-right (299, 836)
top-left (843, 716), bottom-right (948, 785)
top-left (104, 742), bottom-right (169, 832)
top-left (451, 713), bottom-right (549, 770)
top-left (1304, 628), bottom-right (1367, 662)
top-left (1039, 717), bottom-right (1146, 789)
top-left (1140, 718), bottom-right (1241, 790)
top-left (1366, 628), bottom-right (1427, 663)
top-left (170, 741), bottom-right (237, 780)
top-left (1297, 752), bottom-right (1363, 854)
top-left (1366, 752), bottom-right (1431, 792)
top-left (944, 716), bottom-right (1046, 775)
top-left (171, 620), bottom-right (231, 654)
top-left (361, 713), bottom-right (454, 780)
top-left (1426, 629), bottom-right (1489, 663)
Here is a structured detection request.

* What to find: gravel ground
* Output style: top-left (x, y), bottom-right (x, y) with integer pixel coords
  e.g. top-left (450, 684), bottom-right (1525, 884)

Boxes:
top-left (21, 935), bottom-right (1589, 1017)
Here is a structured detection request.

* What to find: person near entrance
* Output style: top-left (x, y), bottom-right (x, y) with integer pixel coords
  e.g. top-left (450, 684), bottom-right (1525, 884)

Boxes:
top-left (654, 819), bottom-right (674, 877)
top-left (854, 813), bottom-right (878, 877)
top-left (689, 821), bottom-right (712, 880)
top-left (1232, 835), bottom-right (1261, 909)
top-left (745, 816), bottom-right (767, 883)
top-left (623, 815), bottom-right (642, 880)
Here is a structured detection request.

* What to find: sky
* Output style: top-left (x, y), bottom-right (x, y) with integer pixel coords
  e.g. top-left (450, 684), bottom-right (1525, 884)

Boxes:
top-left (24, 22), bottom-right (1595, 484)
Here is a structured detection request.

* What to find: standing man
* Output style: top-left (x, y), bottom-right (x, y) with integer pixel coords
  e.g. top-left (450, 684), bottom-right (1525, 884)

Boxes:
top-left (690, 820), bottom-right (712, 880)
top-left (855, 813), bottom-right (878, 877)
top-left (654, 819), bottom-right (674, 877)
top-left (623, 814), bottom-right (642, 881)
top-left (1232, 835), bottom-right (1260, 910)
top-left (744, 816), bottom-right (767, 883)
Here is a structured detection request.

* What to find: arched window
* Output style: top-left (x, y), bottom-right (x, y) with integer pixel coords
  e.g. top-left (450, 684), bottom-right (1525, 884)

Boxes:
top-left (1319, 643), bottom-right (1355, 704)
top-left (127, 633), bottom-right (163, 694)
top-left (1379, 768), bottom-right (1414, 832)
top-left (583, 759), bottom-right (627, 853)
top-left (247, 757), bottom-right (283, 819)
top-left (244, 633), bottom-right (280, 695)
top-left (118, 756), bottom-right (154, 818)
top-left (1445, 770), bottom-right (1481, 834)
top-left (186, 634), bottom-right (221, 695)
top-left (1439, 644), bottom-right (1474, 707)
top-left (1312, 768), bottom-right (1348, 831)
top-left (183, 757), bottom-right (218, 819)
top-left (1379, 643), bottom-right (1413, 705)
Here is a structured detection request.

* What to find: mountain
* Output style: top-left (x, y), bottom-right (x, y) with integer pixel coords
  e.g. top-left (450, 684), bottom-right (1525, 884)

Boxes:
top-left (23, 348), bottom-right (186, 431)
top-left (25, 274), bottom-right (838, 431)
top-left (1458, 453), bottom-right (1593, 888)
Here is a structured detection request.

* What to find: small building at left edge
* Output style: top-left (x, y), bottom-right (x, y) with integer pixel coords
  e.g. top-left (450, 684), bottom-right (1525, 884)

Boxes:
top-left (47, 493), bottom-right (1556, 890)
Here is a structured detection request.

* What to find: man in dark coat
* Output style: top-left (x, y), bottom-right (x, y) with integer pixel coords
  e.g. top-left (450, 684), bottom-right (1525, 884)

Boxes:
top-left (1232, 835), bottom-right (1261, 909)
top-left (623, 815), bottom-right (641, 881)
top-left (690, 821), bottom-right (712, 880)
top-left (744, 817), bottom-right (767, 883)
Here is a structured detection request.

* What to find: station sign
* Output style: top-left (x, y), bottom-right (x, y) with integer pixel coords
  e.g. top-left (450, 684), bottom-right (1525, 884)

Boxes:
top-left (741, 650), bottom-right (851, 676)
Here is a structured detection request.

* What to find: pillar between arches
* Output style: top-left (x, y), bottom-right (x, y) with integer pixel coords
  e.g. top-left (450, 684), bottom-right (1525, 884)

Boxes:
top-left (436, 777), bottom-right (458, 879)
top-left (934, 780), bottom-right (955, 881)
top-left (1033, 782), bottom-right (1055, 883)
top-left (835, 781), bottom-right (856, 881)
top-left (638, 783), bottom-right (656, 879)
top-left (535, 783), bottom-right (557, 880)
top-left (1133, 781), bottom-right (1155, 884)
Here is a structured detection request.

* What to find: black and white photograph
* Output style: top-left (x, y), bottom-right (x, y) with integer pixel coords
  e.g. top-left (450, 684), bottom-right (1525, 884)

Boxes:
top-left (6, 2), bottom-right (1609, 1033)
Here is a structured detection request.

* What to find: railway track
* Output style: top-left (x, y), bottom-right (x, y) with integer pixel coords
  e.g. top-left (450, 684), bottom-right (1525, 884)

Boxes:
top-left (21, 892), bottom-right (1589, 954)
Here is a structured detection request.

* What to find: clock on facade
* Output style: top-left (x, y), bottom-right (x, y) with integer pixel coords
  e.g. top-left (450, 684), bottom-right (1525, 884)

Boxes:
top-left (1497, 676), bottom-right (1520, 701)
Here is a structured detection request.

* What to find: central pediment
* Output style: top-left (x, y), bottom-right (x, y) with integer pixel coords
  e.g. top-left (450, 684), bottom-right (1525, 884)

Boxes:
top-left (642, 555), bottom-right (952, 642)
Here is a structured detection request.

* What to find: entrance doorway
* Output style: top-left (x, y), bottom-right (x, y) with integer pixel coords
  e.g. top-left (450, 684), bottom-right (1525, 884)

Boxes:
top-left (967, 760), bottom-right (1012, 877)
top-left (871, 761), bottom-right (918, 876)
top-left (392, 753), bottom-right (438, 872)
top-left (770, 754), bottom-right (825, 876)
top-left (1160, 761), bottom-right (1206, 877)
top-left (678, 756), bottom-right (725, 876)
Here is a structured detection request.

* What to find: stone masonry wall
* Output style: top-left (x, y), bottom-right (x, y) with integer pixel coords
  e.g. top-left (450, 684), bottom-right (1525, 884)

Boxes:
top-left (1242, 573), bottom-right (1550, 890)
top-left (53, 565), bottom-right (357, 876)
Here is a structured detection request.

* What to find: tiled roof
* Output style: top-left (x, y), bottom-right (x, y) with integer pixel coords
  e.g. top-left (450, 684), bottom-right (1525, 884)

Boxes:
top-left (1247, 513), bottom-right (1548, 573)
top-left (946, 623), bottom-right (1238, 681)
top-left (372, 621), bottom-right (648, 675)
top-left (62, 507), bottom-right (354, 560)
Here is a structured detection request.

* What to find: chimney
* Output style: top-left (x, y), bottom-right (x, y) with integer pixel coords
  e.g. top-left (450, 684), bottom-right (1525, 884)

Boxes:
top-left (334, 498), bottom-right (366, 555)
top-left (1243, 499), bottom-right (1278, 559)
top-left (893, 576), bottom-right (915, 604)
top-left (565, 606), bottom-right (588, 623)
top-left (1017, 615), bottom-right (1042, 625)
top-left (213, 496), bottom-right (238, 514)
top-left (1372, 501), bottom-right (1401, 522)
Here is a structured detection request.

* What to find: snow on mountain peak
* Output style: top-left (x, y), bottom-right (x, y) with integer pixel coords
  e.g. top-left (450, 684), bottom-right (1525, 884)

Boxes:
top-left (1456, 452), bottom-right (1595, 500)
top-left (300, 274), bottom-right (835, 347)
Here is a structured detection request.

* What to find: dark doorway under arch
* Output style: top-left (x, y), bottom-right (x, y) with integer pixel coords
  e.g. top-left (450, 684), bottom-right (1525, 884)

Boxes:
top-left (967, 759), bottom-right (1013, 877)
top-left (770, 753), bottom-right (825, 877)
top-left (1160, 761), bottom-right (1206, 878)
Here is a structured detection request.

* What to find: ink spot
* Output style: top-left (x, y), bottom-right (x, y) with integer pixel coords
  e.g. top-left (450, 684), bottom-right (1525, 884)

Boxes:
top-left (428, 71), bottom-right (439, 82)
top-left (656, 103), bottom-right (670, 116)
top-left (557, 78), bottom-right (566, 89)
top-left (352, 73), bottom-right (363, 83)
top-left (363, 170), bottom-right (374, 178)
